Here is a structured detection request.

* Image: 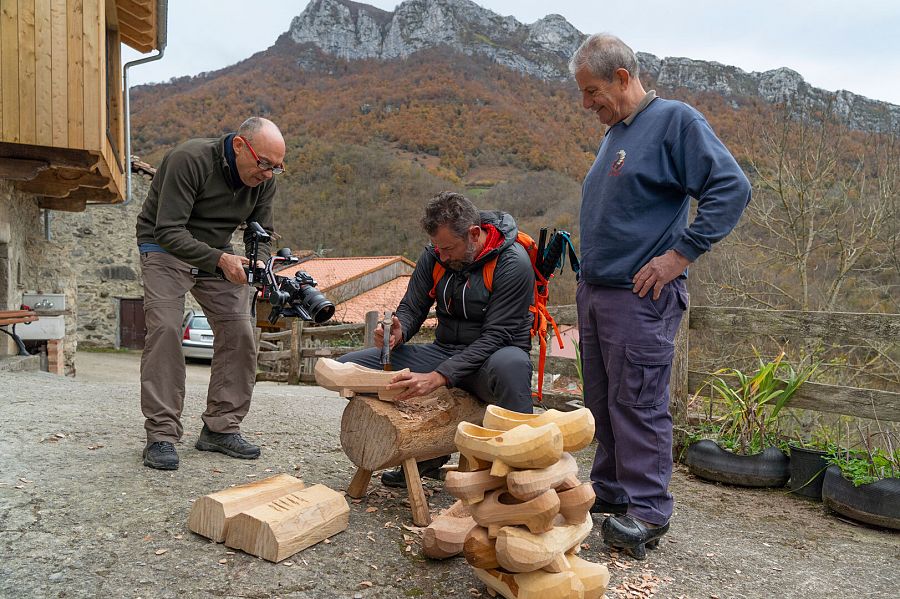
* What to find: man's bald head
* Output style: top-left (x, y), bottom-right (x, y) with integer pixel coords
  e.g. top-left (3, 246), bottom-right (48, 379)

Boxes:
top-left (233, 116), bottom-right (286, 187)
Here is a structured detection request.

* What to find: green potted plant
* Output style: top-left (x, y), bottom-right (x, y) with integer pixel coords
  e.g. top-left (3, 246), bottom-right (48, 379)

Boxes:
top-left (822, 426), bottom-right (900, 529)
top-left (685, 351), bottom-right (817, 487)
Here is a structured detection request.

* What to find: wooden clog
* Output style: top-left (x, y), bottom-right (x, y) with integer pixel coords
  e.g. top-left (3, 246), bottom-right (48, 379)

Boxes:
top-left (445, 468), bottom-right (506, 505)
top-left (506, 452), bottom-right (580, 501)
top-left (495, 513), bottom-right (593, 573)
top-left (455, 422), bottom-right (564, 477)
top-left (566, 554), bottom-right (610, 599)
top-left (463, 525), bottom-right (499, 569)
top-left (473, 568), bottom-right (585, 599)
top-left (314, 358), bottom-right (410, 400)
top-left (557, 483), bottom-right (595, 524)
top-left (471, 488), bottom-right (560, 537)
top-left (483, 405), bottom-right (595, 452)
top-left (422, 500), bottom-right (477, 559)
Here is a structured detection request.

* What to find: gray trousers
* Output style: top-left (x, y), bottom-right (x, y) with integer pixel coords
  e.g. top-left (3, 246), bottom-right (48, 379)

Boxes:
top-left (140, 252), bottom-right (256, 442)
top-left (576, 278), bottom-right (687, 525)
top-left (338, 343), bottom-right (534, 413)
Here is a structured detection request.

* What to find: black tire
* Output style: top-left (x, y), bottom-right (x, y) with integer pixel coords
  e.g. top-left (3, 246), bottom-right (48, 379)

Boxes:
top-left (788, 445), bottom-right (829, 500)
top-left (822, 465), bottom-right (900, 530)
top-left (686, 439), bottom-right (789, 487)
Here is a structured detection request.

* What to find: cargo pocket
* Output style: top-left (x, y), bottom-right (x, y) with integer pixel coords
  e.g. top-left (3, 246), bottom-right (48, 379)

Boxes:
top-left (618, 344), bottom-right (675, 408)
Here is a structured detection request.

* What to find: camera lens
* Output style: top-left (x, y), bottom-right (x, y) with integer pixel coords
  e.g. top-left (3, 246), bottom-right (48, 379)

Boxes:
top-left (298, 286), bottom-right (335, 323)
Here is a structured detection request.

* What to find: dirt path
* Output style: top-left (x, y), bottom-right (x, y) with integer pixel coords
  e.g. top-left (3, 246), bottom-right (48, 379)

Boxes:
top-left (1, 353), bottom-right (897, 598)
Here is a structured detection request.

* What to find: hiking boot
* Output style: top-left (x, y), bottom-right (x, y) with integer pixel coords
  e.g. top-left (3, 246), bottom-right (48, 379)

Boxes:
top-left (601, 514), bottom-right (669, 560)
top-left (143, 441), bottom-right (179, 470)
top-left (590, 497), bottom-right (628, 515)
top-left (380, 455), bottom-right (450, 488)
top-left (195, 424), bottom-right (261, 459)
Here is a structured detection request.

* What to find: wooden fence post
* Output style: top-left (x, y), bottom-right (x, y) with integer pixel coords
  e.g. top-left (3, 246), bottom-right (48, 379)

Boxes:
top-left (289, 319), bottom-right (302, 385)
top-left (364, 310), bottom-right (379, 349)
top-left (671, 297), bottom-right (690, 456)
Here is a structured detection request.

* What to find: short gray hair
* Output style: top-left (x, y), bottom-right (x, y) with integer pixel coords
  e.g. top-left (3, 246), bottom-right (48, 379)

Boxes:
top-left (421, 191), bottom-right (480, 239)
top-left (568, 33), bottom-right (640, 81)
top-left (237, 116), bottom-right (269, 142)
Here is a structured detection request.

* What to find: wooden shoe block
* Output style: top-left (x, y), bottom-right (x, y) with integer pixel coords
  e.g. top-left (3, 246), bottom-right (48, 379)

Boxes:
top-left (566, 554), bottom-right (610, 599)
top-left (463, 525), bottom-right (500, 569)
top-left (445, 468), bottom-right (506, 505)
top-left (422, 501), bottom-right (477, 559)
top-left (455, 422), bottom-right (564, 477)
top-left (473, 568), bottom-right (585, 599)
top-left (314, 358), bottom-right (410, 400)
top-left (557, 483), bottom-right (595, 524)
top-left (224, 484), bottom-right (349, 562)
top-left (459, 453), bottom-right (492, 472)
top-left (188, 473), bottom-right (306, 542)
top-left (506, 453), bottom-right (580, 501)
top-left (495, 513), bottom-right (593, 573)
top-left (483, 405), bottom-right (596, 452)
top-left (471, 489), bottom-right (560, 536)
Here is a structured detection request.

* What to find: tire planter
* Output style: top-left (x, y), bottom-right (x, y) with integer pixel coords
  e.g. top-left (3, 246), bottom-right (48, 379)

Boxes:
top-left (822, 465), bottom-right (900, 530)
top-left (788, 445), bottom-right (829, 500)
top-left (685, 439), bottom-right (789, 487)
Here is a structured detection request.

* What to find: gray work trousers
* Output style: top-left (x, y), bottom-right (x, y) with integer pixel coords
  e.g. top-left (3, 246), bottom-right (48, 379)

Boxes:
top-left (140, 251), bottom-right (256, 442)
top-left (338, 343), bottom-right (534, 413)
top-left (577, 278), bottom-right (687, 525)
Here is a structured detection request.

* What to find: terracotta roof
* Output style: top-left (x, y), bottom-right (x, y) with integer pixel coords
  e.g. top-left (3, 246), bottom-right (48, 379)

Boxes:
top-left (332, 275), bottom-right (437, 327)
top-left (277, 256), bottom-right (415, 292)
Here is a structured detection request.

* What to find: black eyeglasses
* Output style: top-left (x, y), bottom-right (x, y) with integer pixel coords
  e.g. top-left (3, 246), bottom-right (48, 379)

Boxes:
top-left (237, 136), bottom-right (285, 174)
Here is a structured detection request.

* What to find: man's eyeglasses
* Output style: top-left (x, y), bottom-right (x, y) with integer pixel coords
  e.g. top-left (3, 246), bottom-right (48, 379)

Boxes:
top-left (237, 136), bottom-right (285, 175)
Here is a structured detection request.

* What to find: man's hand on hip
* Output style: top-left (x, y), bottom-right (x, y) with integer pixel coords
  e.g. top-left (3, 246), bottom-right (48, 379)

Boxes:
top-left (218, 253), bottom-right (250, 284)
top-left (632, 249), bottom-right (691, 300)
top-left (387, 371), bottom-right (448, 401)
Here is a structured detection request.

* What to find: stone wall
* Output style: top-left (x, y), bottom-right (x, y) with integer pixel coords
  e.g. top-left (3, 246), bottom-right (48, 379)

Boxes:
top-left (0, 180), bottom-right (78, 374)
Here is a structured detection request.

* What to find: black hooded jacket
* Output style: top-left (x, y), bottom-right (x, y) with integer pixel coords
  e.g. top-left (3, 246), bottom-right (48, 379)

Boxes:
top-left (396, 211), bottom-right (535, 386)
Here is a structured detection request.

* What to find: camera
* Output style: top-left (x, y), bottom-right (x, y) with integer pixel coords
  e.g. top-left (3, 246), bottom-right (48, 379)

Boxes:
top-left (245, 223), bottom-right (335, 325)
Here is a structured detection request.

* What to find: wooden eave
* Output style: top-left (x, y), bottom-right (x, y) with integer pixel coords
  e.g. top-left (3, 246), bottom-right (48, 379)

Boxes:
top-left (115, 0), bottom-right (160, 53)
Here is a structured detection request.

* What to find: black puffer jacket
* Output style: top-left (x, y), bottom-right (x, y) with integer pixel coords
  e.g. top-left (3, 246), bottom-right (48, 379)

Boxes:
top-left (396, 211), bottom-right (535, 386)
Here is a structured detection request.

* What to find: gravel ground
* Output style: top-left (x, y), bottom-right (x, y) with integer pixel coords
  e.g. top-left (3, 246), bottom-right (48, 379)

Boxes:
top-left (0, 352), bottom-right (897, 599)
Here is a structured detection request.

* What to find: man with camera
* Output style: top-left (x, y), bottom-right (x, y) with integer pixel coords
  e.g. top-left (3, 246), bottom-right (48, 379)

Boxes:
top-left (135, 117), bottom-right (285, 470)
top-left (338, 191), bottom-right (536, 487)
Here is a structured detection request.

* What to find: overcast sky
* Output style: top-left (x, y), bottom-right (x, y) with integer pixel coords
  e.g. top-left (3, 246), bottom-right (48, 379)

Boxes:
top-left (123, 0), bottom-right (900, 105)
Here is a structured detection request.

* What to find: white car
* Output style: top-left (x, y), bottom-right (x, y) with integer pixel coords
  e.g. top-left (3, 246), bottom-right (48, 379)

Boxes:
top-left (181, 310), bottom-right (214, 361)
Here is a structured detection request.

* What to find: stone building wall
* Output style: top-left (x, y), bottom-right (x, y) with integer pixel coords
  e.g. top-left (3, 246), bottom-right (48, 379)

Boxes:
top-left (0, 180), bottom-right (78, 373)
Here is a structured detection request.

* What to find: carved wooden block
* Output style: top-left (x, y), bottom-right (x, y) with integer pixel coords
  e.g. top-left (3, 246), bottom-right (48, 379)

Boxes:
top-left (473, 568), bottom-right (585, 599)
top-left (506, 452), bottom-right (580, 501)
top-left (566, 554), bottom-right (610, 599)
top-left (422, 500), bottom-right (477, 559)
top-left (463, 525), bottom-right (500, 569)
top-left (314, 357), bottom-right (410, 400)
top-left (495, 514), bottom-right (594, 573)
top-left (187, 474), bottom-right (306, 542)
top-left (557, 483), bottom-right (595, 524)
top-left (483, 405), bottom-right (596, 452)
top-left (445, 468), bottom-right (506, 505)
top-left (471, 489), bottom-right (560, 537)
top-left (224, 484), bottom-right (349, 563)
top-left (455, 422), bottom-right (564, 477)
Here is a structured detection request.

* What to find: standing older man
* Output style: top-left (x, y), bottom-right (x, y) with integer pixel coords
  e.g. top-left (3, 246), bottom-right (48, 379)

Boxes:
top-left (136, 117), bottom-right (285, 470)
top-left (570, 34), bottom-right (751, 558)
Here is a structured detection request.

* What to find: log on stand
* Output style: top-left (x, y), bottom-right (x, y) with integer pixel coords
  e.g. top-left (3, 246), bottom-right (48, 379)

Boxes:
top-left (340, 387), bottom-right (485, 526)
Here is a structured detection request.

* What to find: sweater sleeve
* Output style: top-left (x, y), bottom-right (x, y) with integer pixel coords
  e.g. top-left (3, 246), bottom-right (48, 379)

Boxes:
top-left (670, 117), bottom-right (752, 261)
top-left (434, 246), bottom-right (534, 386)
top-left (152, 149), bottom-right (224, 272)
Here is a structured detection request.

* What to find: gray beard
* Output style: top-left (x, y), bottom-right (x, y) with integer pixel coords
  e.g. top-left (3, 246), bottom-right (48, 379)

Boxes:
top-left (447, 242), bottom-right (477, 271)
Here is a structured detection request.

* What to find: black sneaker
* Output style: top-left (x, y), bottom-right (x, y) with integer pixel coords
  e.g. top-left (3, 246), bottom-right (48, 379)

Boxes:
top-left (195, 424), bottom-right (261, 459)
top-left (590, 497), bottom-right (629, 515)
top-left (143, 441), bottom-right (179, 470)
top-left (380, 455), bottom-right (450, 488)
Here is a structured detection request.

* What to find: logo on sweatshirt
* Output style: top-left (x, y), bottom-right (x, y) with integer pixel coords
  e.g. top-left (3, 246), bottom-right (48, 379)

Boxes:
top-left (609, 150), bottom-right (626, 177)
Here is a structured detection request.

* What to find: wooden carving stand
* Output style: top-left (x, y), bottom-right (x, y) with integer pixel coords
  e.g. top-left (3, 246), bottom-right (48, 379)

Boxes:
top-left (340, 387), bottom-right (485, 526)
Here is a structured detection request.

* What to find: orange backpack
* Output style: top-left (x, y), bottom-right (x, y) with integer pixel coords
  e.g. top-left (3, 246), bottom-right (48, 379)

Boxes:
top-left (429, 230), bottom-right (574, 401)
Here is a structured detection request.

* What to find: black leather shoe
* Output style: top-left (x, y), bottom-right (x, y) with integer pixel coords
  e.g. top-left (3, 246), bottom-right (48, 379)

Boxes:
top-left (590, 497), bottom-right (628, 515)
top-left (143, 441), bottom-right (179, 470)
top-left (380, 455), bottom-right (450, 488)
top-left (195, 424), bottom-right (261, 459)
top-left (601, 514), bottom-right (669, 560)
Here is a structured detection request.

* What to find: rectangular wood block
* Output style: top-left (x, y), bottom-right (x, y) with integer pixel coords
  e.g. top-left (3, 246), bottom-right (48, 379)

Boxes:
top-left (187, 473), bottom-right (305, 542)
top-left (223, 484), bottom-right (350, 563)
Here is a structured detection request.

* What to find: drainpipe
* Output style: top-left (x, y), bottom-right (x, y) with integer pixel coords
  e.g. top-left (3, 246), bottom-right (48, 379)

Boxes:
top-left (123, 0), bottom-right (168, 205)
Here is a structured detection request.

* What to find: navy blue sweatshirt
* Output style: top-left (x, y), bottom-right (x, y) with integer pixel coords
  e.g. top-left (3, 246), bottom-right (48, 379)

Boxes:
top-left (579, 95), bottom-right (751, 288)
